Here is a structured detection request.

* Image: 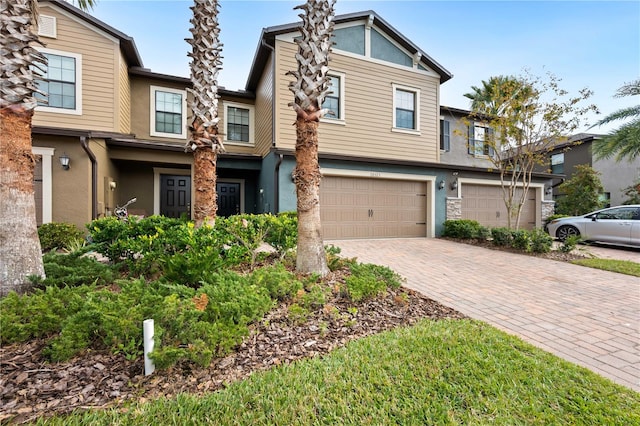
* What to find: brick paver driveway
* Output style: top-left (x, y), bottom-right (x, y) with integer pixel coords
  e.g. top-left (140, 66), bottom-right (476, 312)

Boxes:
top-left (332, 238), bottom-right (640, 392)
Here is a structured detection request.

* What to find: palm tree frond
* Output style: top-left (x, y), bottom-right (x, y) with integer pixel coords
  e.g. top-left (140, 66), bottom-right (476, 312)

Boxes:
top-left (592, 118), bottom-right (640, 161)
top-left (592, 105), bottom-right (640, 127)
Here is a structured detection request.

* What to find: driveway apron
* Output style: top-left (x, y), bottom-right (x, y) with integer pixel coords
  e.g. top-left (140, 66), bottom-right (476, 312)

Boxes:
top-left (332, 238), bottom-right (640, 392)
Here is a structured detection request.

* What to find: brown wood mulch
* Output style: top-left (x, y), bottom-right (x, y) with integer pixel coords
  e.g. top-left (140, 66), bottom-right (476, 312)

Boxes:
top-left (0, 280), bottom-right (466, 424)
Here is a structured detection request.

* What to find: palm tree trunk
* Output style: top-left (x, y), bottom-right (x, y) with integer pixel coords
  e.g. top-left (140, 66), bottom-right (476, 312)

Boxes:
top-left (0, 107), bottom-right (44, 296)
top-left (294, 119), bottom-right (328, 275)
top-left (192, 145), bottom-right (218, 228)
top-left (187, 0), bottom-right (224, 228)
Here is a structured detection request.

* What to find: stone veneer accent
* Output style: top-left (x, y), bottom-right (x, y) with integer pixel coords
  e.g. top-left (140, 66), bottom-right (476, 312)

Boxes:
top-left (542, 200), bottom-right (556, 223)
top-left (446, 197), bottom-right (462, 220)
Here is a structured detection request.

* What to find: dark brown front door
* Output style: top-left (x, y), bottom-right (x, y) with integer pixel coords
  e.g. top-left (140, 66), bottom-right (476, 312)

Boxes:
top-left (217, 182), bottom-right (240, 217)
top-left (161, 174), bottom-right (191, 218)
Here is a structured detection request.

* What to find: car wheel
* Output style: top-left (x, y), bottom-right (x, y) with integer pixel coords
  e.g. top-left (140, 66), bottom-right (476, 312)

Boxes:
top-left (556, 225), bottom-right (580, 241)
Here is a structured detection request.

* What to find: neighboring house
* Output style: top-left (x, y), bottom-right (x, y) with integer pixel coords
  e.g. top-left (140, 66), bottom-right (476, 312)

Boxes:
top-left (32, 0), bottom-right (554, 237)
top-left (439, 106), bottom-right (495, 169)
top-left (543, 133), bottom-right (640, 207)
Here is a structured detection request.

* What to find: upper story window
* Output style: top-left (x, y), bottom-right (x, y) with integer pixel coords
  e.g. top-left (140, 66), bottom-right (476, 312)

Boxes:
top-left (440, 119), bottom-right (450, 151)
top-left (150, 86), bottom-right (187, 139)
top-left (321, 72), bottom-right (346, 122)
top-left (550, 152), bottom-right (564, 174)
top-left (35, 49), bottom-right (82, 115)
top-left (392, 84), bottom-right (420, 133)
top-left (468, 123), bottom-right (494, 157)
top-left (223, 101), bottom-right (255, 145)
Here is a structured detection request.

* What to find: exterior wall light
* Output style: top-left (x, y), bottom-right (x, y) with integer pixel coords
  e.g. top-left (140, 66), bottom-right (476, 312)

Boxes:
top-left (450, 179), bottom-right (458, 191)
top-left (59, 153), bottom-right (70, 170)
top-left (438, 180), bottom-right (445, 190)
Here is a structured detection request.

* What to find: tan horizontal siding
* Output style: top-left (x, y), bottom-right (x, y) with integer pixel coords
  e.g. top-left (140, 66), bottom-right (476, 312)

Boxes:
top-left (275, 40), bottom-right (440, 163)
top-left (255, 54), bottom-right (275, 157)
top-left (34, 5), bottom-right (118, 132)
top-left (118, 52), bottom-right (131, 133)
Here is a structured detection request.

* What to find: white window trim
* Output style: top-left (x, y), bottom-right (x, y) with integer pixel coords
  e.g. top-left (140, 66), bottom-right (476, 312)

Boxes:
top-left (32, 147), bottom-right (54, 224)
top-left (392, 83), bottom-right (420, 135)
top-left (223, 101), bottom-right (255, 146)
top-left (150, 86), bottom-right (187, 139)
top-left (35, 48), bottom-right (82, 116)
top-left (320, 70), bottom-right (346, 125)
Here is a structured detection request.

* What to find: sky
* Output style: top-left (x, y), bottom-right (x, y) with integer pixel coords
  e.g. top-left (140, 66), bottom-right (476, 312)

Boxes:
top-left (84, 0), bottom-right (639, 134)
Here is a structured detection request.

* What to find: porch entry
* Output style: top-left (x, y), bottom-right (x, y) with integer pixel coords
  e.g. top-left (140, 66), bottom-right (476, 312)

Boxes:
top-left (160, 174), bottom-right (191, 218)
top-left (160, 175), bottom-right (241, 218)
top-left (217, 182), bottom-right (240, 217)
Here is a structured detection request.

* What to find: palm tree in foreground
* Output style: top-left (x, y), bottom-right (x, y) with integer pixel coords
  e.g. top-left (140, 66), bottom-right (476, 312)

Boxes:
top-left (591, 79), bottom-right (640, 161)
top-left (185, 0), bottom-right (225, 227)
top-left (0, 0), bottom-right (94, 296)
top-left (287, 0), bottom-right (335, 276)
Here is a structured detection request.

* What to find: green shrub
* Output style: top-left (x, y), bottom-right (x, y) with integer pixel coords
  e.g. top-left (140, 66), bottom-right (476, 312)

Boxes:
top-left (344, 263), bottom-right (403, 302)
top-left (151, 272), bottom-right (273, 369)
top-left (512, 230), bottom-right (531, 251)
top-left (30, 252), bottom-right (115, 289)
top-left (264, 212), bottom-right (298, 253)
top-left (560, 234), bottom-right (582, 253)
top-left (530, 228), bottom-right (553, 253)
top-left (443, 220), bottom-right (488, 240)
top-left (248, 263), bottom-right (302, 301)
top-left (160, 224), bottom-right (228, 286)
top-left (0, 285), bottom-right (93, 345)
top-left (38, 222), bottom-right (85, 252)
top-left (325, 245), bottom-right (356, 271)
top-left (491, 227), bottom-right (515, 247)
top-left (87, 213), bottom-right (301, 279)
top-left (87, 215), bottom-right (188, 274)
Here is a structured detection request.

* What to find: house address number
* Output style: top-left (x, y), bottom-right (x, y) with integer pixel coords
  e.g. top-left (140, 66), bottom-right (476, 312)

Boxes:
top-left (370, 171), bottom-right (381, 177)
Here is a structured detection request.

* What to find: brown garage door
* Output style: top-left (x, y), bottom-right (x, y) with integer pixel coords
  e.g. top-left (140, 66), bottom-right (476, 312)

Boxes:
top-left (320, 176), bottom-right (427, 239)
top-left (461, 184), bottom-right (536, 229)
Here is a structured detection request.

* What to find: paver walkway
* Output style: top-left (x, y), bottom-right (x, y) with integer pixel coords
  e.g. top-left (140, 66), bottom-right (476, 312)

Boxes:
top-left (332, 238), bottom-right (640, 392)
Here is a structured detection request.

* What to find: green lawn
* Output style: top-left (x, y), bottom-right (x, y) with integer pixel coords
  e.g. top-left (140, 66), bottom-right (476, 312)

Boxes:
top-left (36, 319), bottom-right (639, 425)
top-left (572, 258), bottom-right (640, 277)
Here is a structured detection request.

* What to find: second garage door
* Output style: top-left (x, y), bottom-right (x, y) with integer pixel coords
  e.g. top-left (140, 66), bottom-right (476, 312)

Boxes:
top-left (461, 184), bottom-right (536, 229)
top-left (321, 176), bottom-right (427, 239)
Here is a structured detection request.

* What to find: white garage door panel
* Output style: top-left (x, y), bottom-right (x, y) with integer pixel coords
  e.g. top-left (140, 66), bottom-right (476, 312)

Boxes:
top-left (321, 176), bottom-right (427, 239)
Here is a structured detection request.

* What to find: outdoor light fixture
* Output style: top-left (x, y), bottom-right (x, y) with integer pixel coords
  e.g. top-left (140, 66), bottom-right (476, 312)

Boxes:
top-left (545, 186), bottom-right (553, 195)
top-left (438, 180), bottom-right (445, 190)
top-left (59, 153), bottom-right (70, 170)
top-left (450, 179), bottom-right (458, 191)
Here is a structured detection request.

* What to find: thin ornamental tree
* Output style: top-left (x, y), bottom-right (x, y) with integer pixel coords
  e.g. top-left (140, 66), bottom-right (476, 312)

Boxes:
top-left (287, 0), bottom-right (335, 276)
top-left (185, 0), bottom-right (225, 227)
top-left (0, 0), bottom-right (95, 296)
top-left (464, 72), bottom-right (597, 229)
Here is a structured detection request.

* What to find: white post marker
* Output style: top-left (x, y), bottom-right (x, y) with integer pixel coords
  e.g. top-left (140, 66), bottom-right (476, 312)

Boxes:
top-left (143, 319), bottom-right (155, 376)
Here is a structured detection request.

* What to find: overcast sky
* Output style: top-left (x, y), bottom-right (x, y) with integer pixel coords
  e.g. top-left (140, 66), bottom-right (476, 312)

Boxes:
top-left (86, 0), bottom-right (639, 133)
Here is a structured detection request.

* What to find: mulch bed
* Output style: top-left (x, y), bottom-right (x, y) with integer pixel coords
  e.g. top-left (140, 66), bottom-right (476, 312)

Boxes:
top-left (0, 280), bottom-right (466, 424)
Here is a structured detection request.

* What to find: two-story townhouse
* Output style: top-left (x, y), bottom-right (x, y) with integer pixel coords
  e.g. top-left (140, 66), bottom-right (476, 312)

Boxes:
top-left (438, 106), bottom-right (556, 229)
top-left (32, 0), bottom-right (554, 237)
top-left (543, 133), bottom-right (640, 207)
